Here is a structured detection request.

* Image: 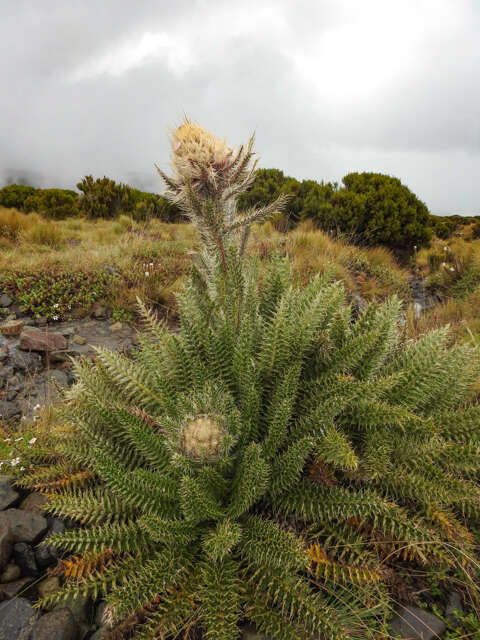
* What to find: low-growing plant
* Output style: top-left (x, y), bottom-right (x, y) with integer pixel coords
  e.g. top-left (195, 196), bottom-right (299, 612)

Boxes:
top-left (16, 120), bottom-right (480, 639)
top-left (0, 269), bottom-right (114, 320)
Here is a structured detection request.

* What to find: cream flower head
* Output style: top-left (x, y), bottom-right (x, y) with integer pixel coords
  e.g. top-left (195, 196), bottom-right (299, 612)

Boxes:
top-left (181, 414), bottom-right (225, 462)
top-left (170, 119), bottom-right (235, 195)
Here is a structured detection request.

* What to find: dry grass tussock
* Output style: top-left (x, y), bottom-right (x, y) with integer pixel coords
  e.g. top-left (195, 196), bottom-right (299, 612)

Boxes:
top-left (0, 206), bottom-right (64, 248)
top-left (252, 219), bottom-right (410, 301)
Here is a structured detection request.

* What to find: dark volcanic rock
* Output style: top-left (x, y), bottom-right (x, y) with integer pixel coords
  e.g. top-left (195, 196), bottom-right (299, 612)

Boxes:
top-left (13, 542), bottom-right (39, 577)
top-left (0, 597), bottom-right (38, 639)
top-left (0, 294), bottom-right (12, 308)
top-left (446, 591), bottom-right (463, 625)
top-left (0, 521), bottom-right (13, 570)
top-left (35, 517), bottom-right (65, 569)
top-left (31, 607), bottom-right (80, 640)
top-left (0, 563), bottom-right (21, 582)
top-left (10, 349), bottom-right (42, 373)
top-left (1, 508), bottom-right (48, 543)
top-left (389, 605), bottom-right (446, 639)
top-left (0, 400), bottom-right (20, 420)
top-left (19, 492), bottom-right (48, 513)
top-left (0, 476), bottom-right (19, 510)
top-left (0, 576), bottom-right (33, 600)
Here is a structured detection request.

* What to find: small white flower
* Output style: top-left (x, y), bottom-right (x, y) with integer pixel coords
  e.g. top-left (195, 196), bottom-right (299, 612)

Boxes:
top-left (10, 458), bottom-right (19, 466)
top-left (28, 437), bottom-right (37, 445)
top-left (14, 437), bottom-right (23, 442)
top-left (53, 315), bottom-right (59, 321)
top-left (145, 272), bottom-right (150, 277)
top-left (450, 267), bottom-right (455, 272)
top-left (53, 303), bottom-right (59, 308)
top-left (3, 438), bottom-right (11, 443)
top-left (442, 262), bottom-right (446, 267)
top-left (149, 262), bottom-right (154, 267)
top-left (9, 450), bottom-right (14, 457)
top-left (33, 404), bottom-right (41, 411)
top-left (413, 245), bottom-right (417, 250)
top-left (21, 416), bottom-right (26, 421)
top-left (20, 467), bottom-right (25, 471)
top-left (444, 246), bottom-right (448, 251)
top-left (0, 462), bottom-right (4, 468)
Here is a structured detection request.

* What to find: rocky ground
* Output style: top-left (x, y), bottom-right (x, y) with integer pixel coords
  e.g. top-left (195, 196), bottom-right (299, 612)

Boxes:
top-left (0, 475), bottom-right (111, 639)
top-left (0, 296), bottom-right (139, 422)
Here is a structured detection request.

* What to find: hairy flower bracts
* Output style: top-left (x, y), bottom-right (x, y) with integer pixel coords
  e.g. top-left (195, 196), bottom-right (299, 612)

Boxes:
top-left (157, 119), bottom-right (287, 289)
top-left (18, 122), bottom-right (480, 639)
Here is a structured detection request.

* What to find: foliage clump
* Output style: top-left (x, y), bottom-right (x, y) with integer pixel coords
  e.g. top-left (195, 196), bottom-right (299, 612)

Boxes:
top-left (0, 269), bottom-right (113, 320)
top-left (24, 187), bottom-right (79, 219)
top-left (77, 175), bottom-right (181, 222)
top-left (18, 119), bottom-right (480, 639)
top-left (240, 169), bottom-right (432, 249)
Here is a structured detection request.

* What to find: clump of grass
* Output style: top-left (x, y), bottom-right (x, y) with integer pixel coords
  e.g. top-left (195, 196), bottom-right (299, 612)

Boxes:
top-left (21, 219), bottom-right (65, 248)
top-left (0, 206), bottom-right (34, 239)
top-left (251, 220), bottom-right (410, 301)
top-left (112, 214), bottom-right (136, 234)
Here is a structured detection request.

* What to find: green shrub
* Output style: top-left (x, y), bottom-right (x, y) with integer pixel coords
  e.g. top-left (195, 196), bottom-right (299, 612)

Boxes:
top-left (77, 176), bottom-right (181, 222)
top-left (24, 188), bottom-right (79, 219)
top-left (241, 170), bottom-right (431, 249)
top-left (472, 221), bottom-right (480, 239)
top-left (18, 121), bottom-right (480, 639)
top-left (131, 188), bottom-right (181, 222)
top-left (433, 220), bottom-right (450, 239)
top-left (77, 175), bottom-right (135, 219)
top-left (0, 184), bottom-right (37, 209)
top-left (322, 172), bottom-right (432, 249)
top-left (239, 168), bottom-right (335, 227)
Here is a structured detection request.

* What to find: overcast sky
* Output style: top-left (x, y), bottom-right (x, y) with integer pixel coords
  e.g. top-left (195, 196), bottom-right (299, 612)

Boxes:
top-left (1, 0), bottom-right (479, 215)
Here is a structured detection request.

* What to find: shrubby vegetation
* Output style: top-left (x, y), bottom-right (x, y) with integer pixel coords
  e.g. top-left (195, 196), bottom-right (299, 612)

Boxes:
top-left (0, 178), bottom-right (181, 222)
top-left (3, 167), bottom-right (474, 253)
top-left (15, 121), bottom-right (480, 639)
top-left (240, 169), bottom-right (432, 249)
top-left (0, 183), bottom-right (37, 209)
top-left (76, 176), bottom-right (181, 222)
top-left (24, 187), bottom-right (79, 219)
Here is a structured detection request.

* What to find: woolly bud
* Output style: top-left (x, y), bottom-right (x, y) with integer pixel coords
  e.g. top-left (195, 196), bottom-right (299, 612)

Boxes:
top-left (181, 415), bottom-right (225, 462)
top-left (171, 119), bottom-right (234, 194)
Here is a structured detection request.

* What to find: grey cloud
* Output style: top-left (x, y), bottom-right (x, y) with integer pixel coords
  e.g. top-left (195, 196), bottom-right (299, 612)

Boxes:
top-left (1, 0), bottom-right (479, 214)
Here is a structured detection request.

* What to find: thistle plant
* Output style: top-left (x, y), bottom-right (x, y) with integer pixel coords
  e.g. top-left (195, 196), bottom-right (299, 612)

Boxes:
top-left (19, 120), bottom-right (480, 639)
